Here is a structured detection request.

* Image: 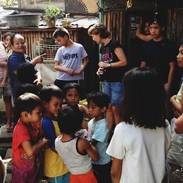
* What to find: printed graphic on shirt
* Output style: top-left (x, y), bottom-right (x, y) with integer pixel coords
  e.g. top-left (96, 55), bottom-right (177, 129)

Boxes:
top-left (63, 53), bottom-right (78, 60)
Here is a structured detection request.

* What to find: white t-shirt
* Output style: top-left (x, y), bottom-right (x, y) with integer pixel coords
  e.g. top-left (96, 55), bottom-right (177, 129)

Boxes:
top-left (106, 122), bottom-right (171, 183)
top-left (0, 42), bottom-right (7, 80)
top-left (54, 42), bottom-right (87, 81)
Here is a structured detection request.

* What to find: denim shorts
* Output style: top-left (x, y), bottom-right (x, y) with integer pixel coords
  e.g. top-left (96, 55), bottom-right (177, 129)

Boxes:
top-left (101, 81), bottom-right (124, 107)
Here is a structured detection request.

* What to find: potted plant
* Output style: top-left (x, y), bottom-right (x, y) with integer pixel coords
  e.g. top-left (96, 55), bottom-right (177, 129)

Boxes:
top-left (44, 6), bottom-right (63, 28)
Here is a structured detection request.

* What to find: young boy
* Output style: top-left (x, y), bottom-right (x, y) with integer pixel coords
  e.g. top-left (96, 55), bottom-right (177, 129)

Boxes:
top-left (87, 91), bottom-right (112, 183)
top-left (53, 27), bottom-right (88, 89)
top-left (140, 15), bottom-right (176, 93)
top-left (40, 85), bottom-right (69, 182)
top-left (12, 93), bottom-right (48, 183)
top-left (88, 24), bottom-right (127, 124)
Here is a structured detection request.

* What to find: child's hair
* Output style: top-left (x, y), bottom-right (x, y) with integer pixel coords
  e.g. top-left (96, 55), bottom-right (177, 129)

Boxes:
top-left (40, 85), bottom-right (63, 102)
top-left (14, 93), bottom-right (41, 119)
top-left (58, 106), bottom-right (83, 136)
top-left (17, 62), bottom-right (37, 84)
top-left (88, 24), bottom-right (111, 39)
top-left (2, 32), bottom-right (12, 41)
top-left (122, 67), bottom-right (167, 129)
top-left (63, 83), bottom-right (80, 97)
top-left (87, 91), bottom-right (110, 108)
top-left (16, 83), bottom-right (40, 98)
top-left (53, 27), bottom-right (70, 38)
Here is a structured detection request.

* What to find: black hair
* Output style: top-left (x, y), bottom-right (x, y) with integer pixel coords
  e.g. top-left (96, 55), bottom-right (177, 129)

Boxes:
top-left (53, 27), bottom-right (70, 38)
top-left (88, 24), bottom-right (111, 39)
top-left (149, 13), bottom-right (165, 28)
top-left (40, 85), bottom-right (63, 102)
top-left (63, 83), bottom-right (81, 97)
top-left (87, 91), bottom-right (110, 108)
top-left (14, 93), bottom-right (41, 120)
top-left (58, 106), bottom-right (83, 136)
top-left (17, 62), bottom-right (37, 85)
top-left (122, 67), bottom-right (167, 129)
top-left (16, 84), bottom-right (40, 99)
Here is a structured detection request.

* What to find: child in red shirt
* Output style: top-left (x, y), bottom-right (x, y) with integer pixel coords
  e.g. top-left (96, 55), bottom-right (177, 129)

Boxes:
top-left (12, 93), bottom-right (48, 183)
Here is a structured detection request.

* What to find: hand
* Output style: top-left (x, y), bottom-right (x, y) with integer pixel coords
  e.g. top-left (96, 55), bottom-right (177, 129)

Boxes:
top-left (96, 67), bottom-right (105, 76)
top-left (34, 78), bottom-right (42, 87)
top-left (67, 68), bottom-right (74, 75)
top-left (73, 66), bottom-right (84, 75)
top-left (98, 61), bottom-right (110, 69)
top-left (33, 53), bottom-right (46, 64)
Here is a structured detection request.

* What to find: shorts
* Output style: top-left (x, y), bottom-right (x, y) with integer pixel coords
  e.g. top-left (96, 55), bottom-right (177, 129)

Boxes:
top-left (101, 81), bottom-right (124, 107)
top-left (70, 170), bottom-right (97, 183)
top-left (47, 173), bottom-right (70, 183)
top-left (0, 81), bottom-right (12, 99)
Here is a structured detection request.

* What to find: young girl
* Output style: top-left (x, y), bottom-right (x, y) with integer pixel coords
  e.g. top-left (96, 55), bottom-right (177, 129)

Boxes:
top-left (107, 67), bottom-right (171, 183)
top-left (55, 106), bottom-right (98, 183)
top-left (63, 82), bottom-right (89, 132)
top-left (12, 93), bottom-right (48, 183)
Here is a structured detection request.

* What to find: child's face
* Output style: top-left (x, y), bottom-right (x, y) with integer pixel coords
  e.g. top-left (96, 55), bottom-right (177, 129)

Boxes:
top-left (46, 96), bottom-right (62, 117)
top-left (177, 46), bottom-right (183, 68)
top-left (149, 23), bottom-right (162, 39)
top-left (12, 35), bottom-right (25, 53)
top-left (65, 88), bottom-right (80, 106)
top-left (3, 35), bottom-right (11, 48)
top-left (28, 106), bottom-right (42, 123)
top-left (88, 101), bottom-right (105, 120)
top-left (55, 35), bottom-right (68, 46)
top-left (91, 34), bottom-right (101, 44)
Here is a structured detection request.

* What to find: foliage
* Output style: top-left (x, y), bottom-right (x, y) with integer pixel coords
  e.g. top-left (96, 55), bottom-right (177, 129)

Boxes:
top-left (1, 0), bottom-right (16, 6)
top-left (44, 6), bottom-right (63, 21)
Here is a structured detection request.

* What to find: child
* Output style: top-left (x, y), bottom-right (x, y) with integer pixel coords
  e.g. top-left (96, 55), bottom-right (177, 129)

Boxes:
top-left (87, 91), bottom-right (112, 183)
top-left (12, 93), bottom-right (48, 183)
top-left (0, 32), bottom-right (13, 131)
top-left (55, 106), bottom-right (98, 183)
top-left (53, 27), bottom-right (88, 89)
top-left (107, 67), bottom-right (171, 183)
top-left (40, 85), bottom-right (69, 182)
top-left (8, 33), bottom-right (44, 99)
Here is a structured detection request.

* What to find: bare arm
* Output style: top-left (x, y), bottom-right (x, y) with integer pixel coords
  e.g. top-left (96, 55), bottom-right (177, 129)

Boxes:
top-left (78, 138), bottom-right (99, 161)
top-left (73, 56), bottom-right (89, 75)
top-left (165, 62), bottom-right (175, 92)
top-left (31, 53), bottom-right (46, 65)
top-left (99, 48), bottom-right (127, 69)
top-left (136, 24), bottom-right (152, 42)
top-left (170, 95), bottom-right (182, 117)
top-left (111, 157), bottom-right (122, 183)
top-left (175, 114), bottom-right (183, 133)
top-left (21, 138), bottom-right (47, 158)
top-left (54, 60), bottom-right (74, 75)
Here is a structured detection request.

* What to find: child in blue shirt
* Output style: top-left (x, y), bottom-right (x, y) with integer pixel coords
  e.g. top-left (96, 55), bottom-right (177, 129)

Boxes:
top-left (40, 85), bottom-right (69, 183)
top-left (87, 91), bottom-right (112, 183)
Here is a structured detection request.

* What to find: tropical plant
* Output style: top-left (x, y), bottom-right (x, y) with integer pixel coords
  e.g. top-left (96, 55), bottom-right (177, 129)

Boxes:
top-left (44, 6), bottom-right (63, 22)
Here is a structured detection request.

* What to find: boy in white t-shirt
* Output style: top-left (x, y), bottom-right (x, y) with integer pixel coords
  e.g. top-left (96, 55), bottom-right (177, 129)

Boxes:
top-left (53, 27), bottom-right (88, 89)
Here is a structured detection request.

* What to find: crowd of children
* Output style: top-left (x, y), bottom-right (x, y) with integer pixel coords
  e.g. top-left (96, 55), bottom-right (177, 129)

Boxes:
top-left (1, 13), bottom-right (183, 183)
